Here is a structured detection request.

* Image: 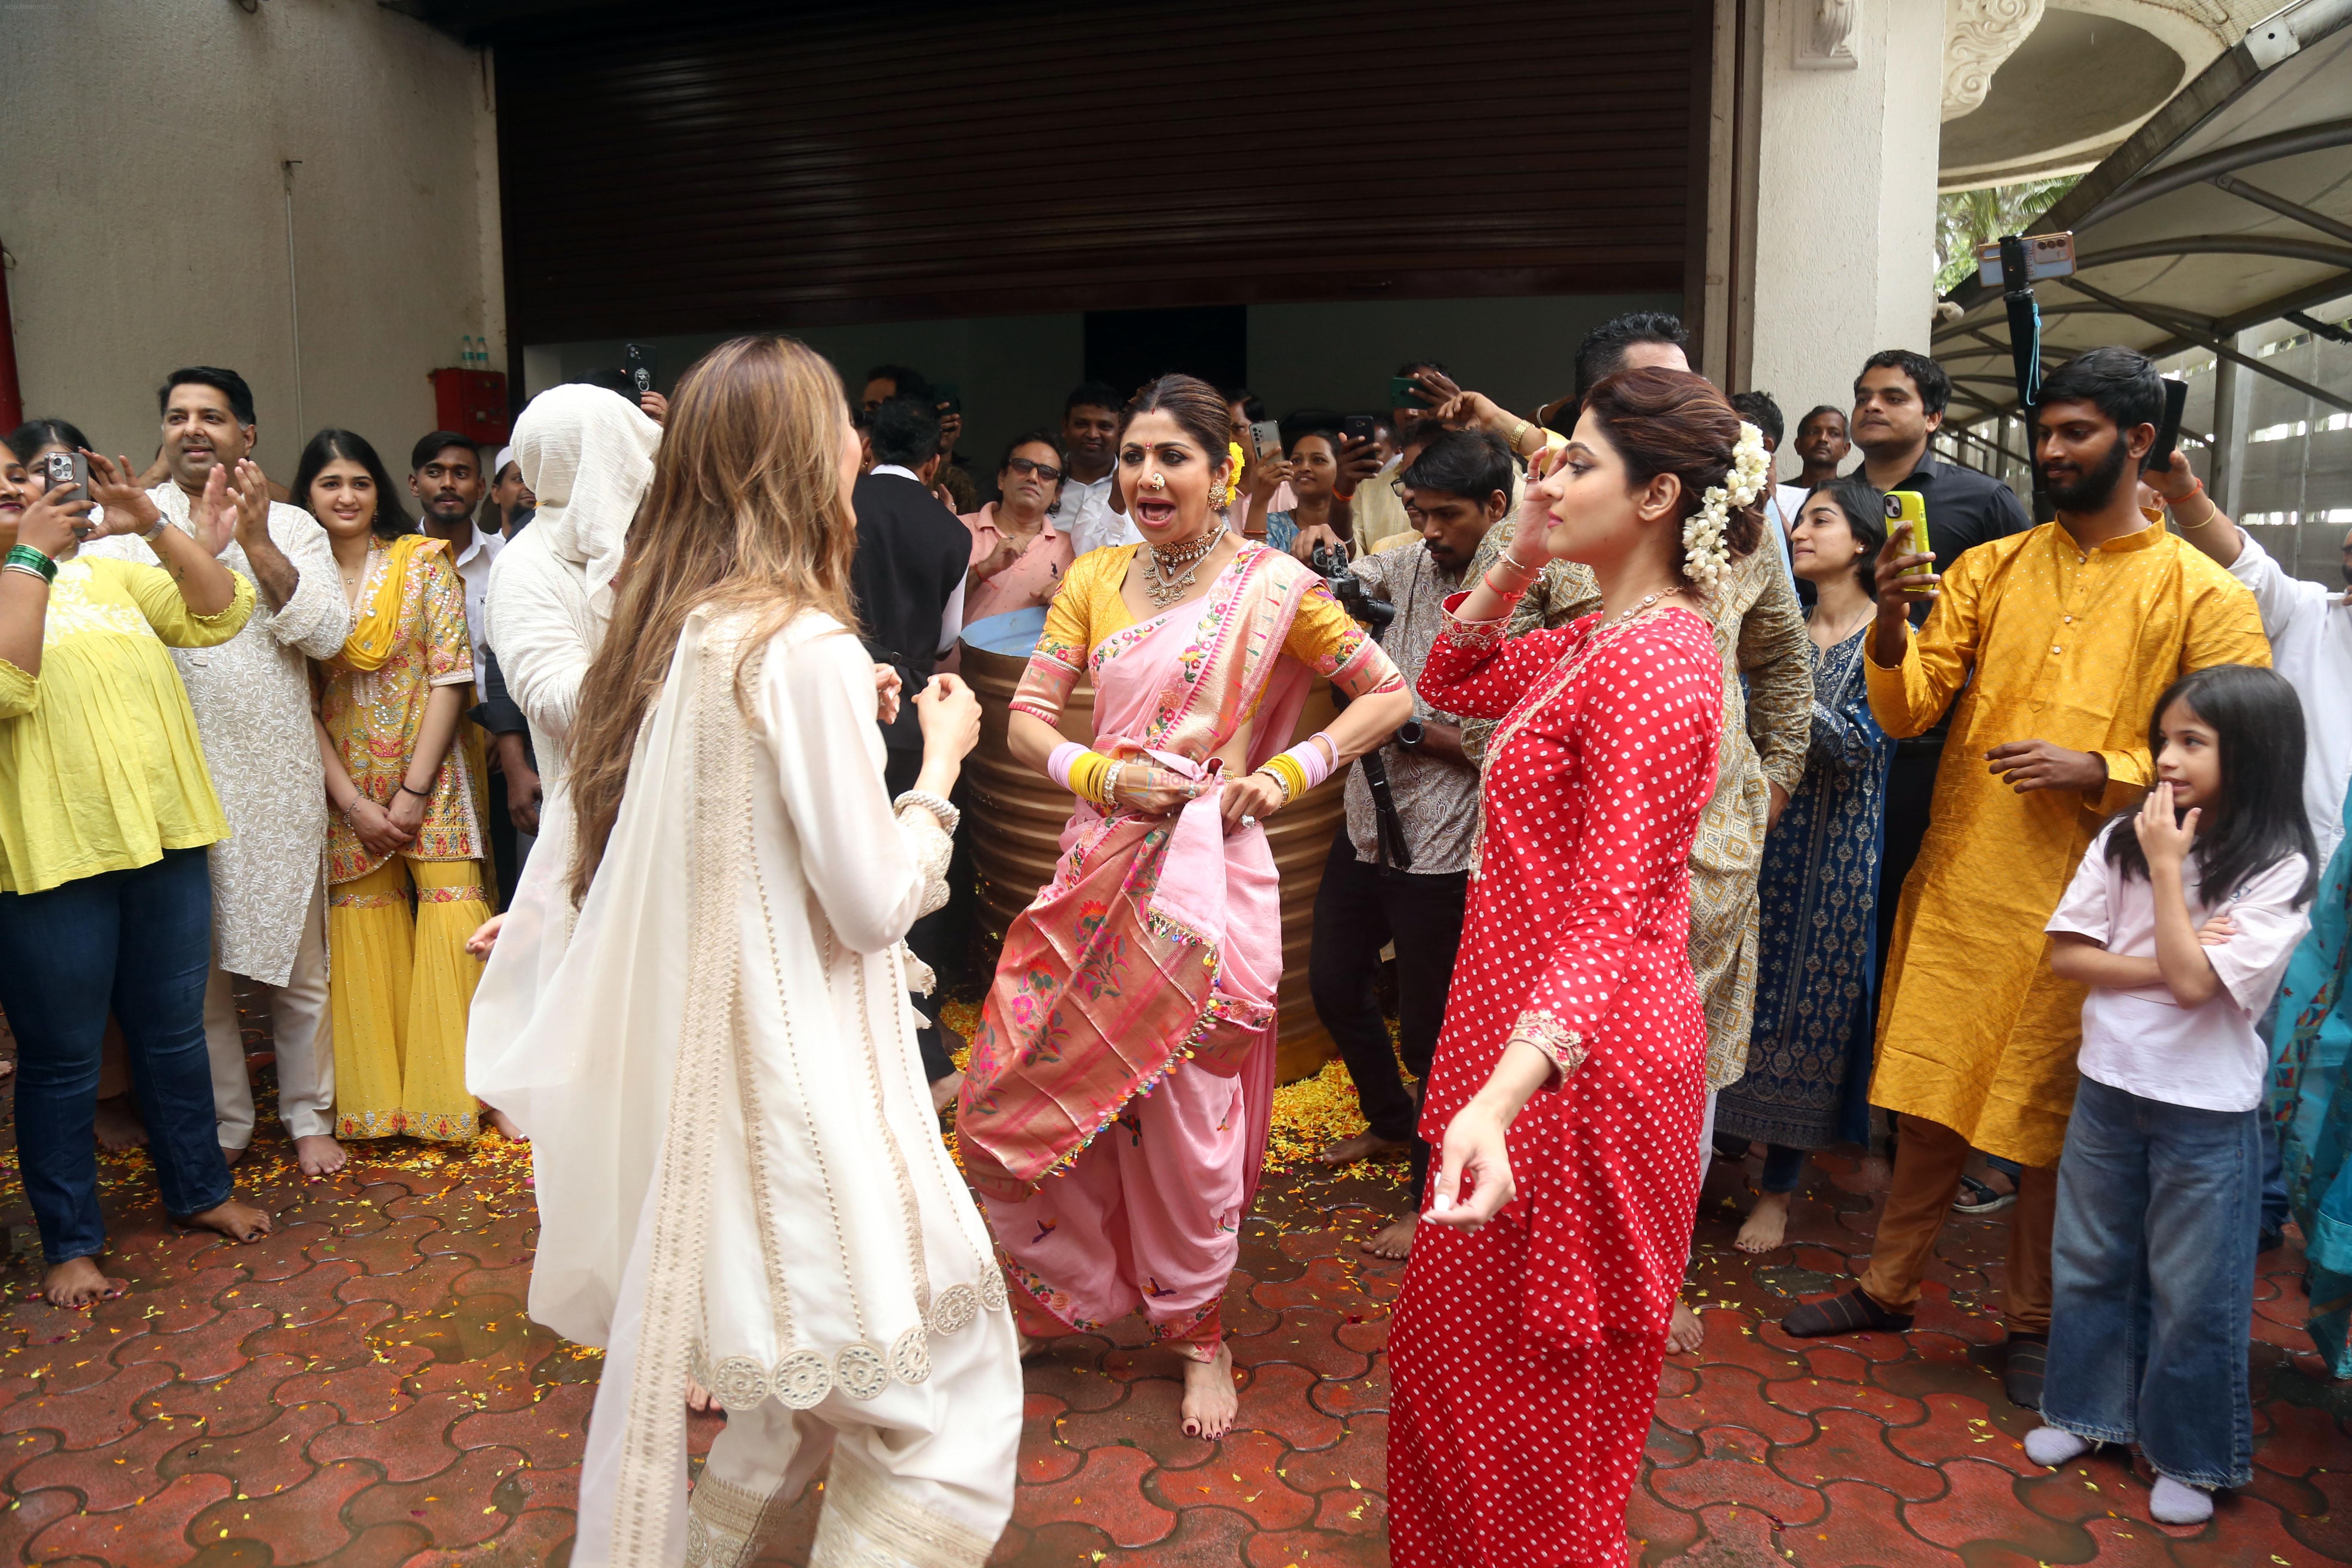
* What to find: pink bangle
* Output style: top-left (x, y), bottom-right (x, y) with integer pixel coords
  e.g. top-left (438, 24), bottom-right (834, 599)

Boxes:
top-left (1280, 733), bottom-right (1337, 793)
top-left (1046, 741), bottom-right (1087, 791)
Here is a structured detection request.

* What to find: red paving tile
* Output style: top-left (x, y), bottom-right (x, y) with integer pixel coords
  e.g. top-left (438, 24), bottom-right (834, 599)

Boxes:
top-left (0, 1024), bottom-right (2344, 1566)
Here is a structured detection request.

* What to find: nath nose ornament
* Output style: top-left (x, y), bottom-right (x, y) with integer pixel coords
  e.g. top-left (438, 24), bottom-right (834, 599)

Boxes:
top-left (1146, 472), bottom-right (1167, 492)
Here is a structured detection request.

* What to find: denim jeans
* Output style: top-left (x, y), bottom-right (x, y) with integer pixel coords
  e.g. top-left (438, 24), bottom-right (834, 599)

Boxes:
top-left (2045, 1075), bottom-right (2257, 1488)
top-left (0, 848), bottom-right (231, 1262)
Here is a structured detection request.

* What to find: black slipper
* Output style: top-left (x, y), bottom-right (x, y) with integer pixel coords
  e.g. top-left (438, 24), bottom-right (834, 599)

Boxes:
top-left (1780, 1286), bottom-right (1914, 1338)
top-left (1952, 1172), bottom-right (2018, 1216)
top-left (2005, 1332), bottom-right (2049, 1410)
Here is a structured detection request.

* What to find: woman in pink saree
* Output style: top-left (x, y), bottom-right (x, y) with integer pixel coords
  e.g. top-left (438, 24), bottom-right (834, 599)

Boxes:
top-left (958, 375), bottom-right (1411, 1438)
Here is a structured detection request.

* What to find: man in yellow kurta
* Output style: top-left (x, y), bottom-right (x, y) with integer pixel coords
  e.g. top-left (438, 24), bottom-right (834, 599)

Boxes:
top-left (1780, 349), bottom-right (2269, 1411)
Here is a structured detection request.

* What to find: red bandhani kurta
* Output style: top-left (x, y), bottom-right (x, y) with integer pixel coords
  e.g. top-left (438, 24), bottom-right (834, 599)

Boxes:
top-left (1390, 598), bottom-right (1722, 1568)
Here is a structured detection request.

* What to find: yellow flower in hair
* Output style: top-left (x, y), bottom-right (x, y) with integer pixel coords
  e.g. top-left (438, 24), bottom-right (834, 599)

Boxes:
top-left (1217, 441), bottom-right (1248, 510)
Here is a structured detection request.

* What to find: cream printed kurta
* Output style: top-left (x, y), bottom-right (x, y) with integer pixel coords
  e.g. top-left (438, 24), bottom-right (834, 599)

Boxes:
top-left (86, 486), bottom-right (352, 985)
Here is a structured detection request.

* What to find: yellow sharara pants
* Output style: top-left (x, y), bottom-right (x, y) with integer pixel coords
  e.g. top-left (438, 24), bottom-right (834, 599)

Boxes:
top-left (328, 856), bottom-right (489, 1142)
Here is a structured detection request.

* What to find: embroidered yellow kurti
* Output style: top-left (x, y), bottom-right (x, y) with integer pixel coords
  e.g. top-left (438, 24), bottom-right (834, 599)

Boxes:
top-left (1866, 514), bottom-right (2269, 1166)
top-left (320, 538), bottom-right (482, 880)
top-left (0, 557), bottom-right (253, 894)
top-left (318, 536), bottom-right (489, 1143)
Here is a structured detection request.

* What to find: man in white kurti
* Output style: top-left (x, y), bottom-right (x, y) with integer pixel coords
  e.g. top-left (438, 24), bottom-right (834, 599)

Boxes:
top-left (2161, 459), bottom-right (2352, 858)
top-left (466, 385), bottom-right (661, 1128)
top-left (86, 369), bottom-right (353, 1175)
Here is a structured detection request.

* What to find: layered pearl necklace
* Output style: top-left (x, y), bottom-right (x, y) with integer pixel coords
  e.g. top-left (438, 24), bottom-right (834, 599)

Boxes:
top-left (1144, 526), bottom-right (1224, 608)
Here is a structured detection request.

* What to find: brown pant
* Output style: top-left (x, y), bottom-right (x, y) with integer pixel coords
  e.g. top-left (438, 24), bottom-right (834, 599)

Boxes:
top-left (1857, 1113), bottom-right (2059, 1333)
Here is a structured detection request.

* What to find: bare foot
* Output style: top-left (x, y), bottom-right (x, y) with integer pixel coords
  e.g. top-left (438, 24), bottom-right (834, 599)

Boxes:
top-left (1178, 1342), bottom-right (1239, 1440)
top-left (1667, 1297), bottom-right (1705, 1354)
top-left (1318, 1131), bottom-right (1407, 1167)
top-left (93, 1094), bottom-right (147, 1152)
top-left (1361, 1212), bottom-right (1418, 1260)
top-left (484, 1106), bottom-right (528, 1142)
top-left (930, 1069), bottom-right (965, 1116)
top-left (181, 1198), bottom-right (272, 1243)
top-left (294, 1134), bottom-right (347, 1177)
top-left (687, 1378), bottom-right (720, 1414)
top-left (41, 1257), bottom-right (125, 1309)
top-left (221, 1144), bottom-right (247, 1168)
top-left (1736, 1191), bottom-right (1791, 1253)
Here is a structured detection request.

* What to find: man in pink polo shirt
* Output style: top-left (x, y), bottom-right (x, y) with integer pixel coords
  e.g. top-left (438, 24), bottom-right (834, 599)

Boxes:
top-left (961, 428), bottom-right (1078, 627)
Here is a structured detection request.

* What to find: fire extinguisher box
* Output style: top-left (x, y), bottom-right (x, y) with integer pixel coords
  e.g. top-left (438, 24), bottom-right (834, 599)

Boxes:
top-left (430, 368), bottom-right (510, 444)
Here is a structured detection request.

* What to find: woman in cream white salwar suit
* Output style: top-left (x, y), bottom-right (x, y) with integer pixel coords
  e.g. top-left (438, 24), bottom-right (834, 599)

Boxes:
top-left (508, 337), bottom-right (1018, 1568)
top-left (524, 609), bottom-right (1017, 1568)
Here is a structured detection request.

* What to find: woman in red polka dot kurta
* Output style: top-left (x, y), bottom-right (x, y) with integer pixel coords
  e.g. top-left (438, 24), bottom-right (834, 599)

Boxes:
top-left (1389, 368), bottom-right (1764, 1568)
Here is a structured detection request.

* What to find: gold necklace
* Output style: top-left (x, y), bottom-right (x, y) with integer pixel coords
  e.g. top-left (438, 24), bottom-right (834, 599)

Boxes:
top-left (1144, 527), bottom-right (1223, 608)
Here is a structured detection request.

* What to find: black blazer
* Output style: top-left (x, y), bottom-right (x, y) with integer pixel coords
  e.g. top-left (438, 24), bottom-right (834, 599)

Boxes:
top-left (848, 471), bottom-right (970, 752)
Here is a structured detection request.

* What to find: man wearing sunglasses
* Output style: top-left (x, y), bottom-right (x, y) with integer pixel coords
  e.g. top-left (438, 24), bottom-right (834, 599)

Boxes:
top-left (960, 429), bottom-right (1075, 625)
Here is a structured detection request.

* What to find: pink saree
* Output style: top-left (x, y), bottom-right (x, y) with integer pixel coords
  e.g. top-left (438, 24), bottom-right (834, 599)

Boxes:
top-left (959, 545), bottom-right (1326, 1214)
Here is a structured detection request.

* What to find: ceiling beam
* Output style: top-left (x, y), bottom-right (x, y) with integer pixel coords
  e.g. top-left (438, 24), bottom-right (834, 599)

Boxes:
top-left (2058, 274), bottom-right (2352, 413)
top-left (2210, 173), bottom-right (2352, 246)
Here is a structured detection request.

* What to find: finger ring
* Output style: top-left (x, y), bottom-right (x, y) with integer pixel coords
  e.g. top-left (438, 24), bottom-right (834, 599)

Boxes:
top-left (1240, 814), bottom-right (1257, 828)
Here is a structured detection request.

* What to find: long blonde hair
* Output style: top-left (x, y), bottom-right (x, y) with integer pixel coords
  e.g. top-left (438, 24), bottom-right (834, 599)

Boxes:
top-left (566, 335), bottom-right (858, 904)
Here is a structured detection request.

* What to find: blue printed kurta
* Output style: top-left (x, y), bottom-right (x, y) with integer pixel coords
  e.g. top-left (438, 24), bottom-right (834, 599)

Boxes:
top-left (1716, 624), bottom-right (1893, 1150)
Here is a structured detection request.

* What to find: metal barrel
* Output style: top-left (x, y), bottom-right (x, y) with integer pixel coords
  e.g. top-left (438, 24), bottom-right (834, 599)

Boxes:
top-left (958, 639), bottom-right (1343, 1084)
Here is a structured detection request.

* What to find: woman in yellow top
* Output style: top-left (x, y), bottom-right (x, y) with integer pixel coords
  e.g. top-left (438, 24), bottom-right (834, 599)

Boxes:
top-left (297, 430), bottom-right (490, 1144)
top-left (0, 445), bottom-right (272, 1308)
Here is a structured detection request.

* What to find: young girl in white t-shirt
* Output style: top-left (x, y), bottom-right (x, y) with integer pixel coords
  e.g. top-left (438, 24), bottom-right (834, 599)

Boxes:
top-left (2035, 664), bottom-right (2316, 1523)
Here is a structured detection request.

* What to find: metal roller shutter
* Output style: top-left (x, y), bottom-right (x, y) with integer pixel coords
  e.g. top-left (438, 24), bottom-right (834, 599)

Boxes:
top-left (495, 0), bottom-right (1709, 343)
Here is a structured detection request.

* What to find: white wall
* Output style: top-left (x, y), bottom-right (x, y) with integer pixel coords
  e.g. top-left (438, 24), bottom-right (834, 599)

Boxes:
top-left (0, 0), bottom-right (503, 478)
top-left (1747, 0), bottom-right (1947, 432)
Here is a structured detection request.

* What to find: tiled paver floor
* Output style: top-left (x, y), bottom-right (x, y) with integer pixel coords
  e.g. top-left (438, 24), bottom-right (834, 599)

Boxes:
top-left (0, 1047), bottom-right (2344, 1564)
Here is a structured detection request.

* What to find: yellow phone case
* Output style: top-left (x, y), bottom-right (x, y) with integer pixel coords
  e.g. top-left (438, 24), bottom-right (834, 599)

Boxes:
top-left (1885, 490), bottom-right (1929, 559)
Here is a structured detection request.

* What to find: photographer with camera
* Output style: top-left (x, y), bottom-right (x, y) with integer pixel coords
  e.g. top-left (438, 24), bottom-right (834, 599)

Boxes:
top-left (1309, 429), bottom-right (1511, 1262)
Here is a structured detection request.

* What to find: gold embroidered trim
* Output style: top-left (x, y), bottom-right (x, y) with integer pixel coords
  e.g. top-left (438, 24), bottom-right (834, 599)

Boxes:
top-left (684, 1470), bottom-right (786, 1568)
top-left (813, 1447), bottom-right (998, 1568)
top-left (1510, 1007), bottom-right (1589, 1081)
top-left (1438, 604), bottom-right (1513, 652)
top-left (329, 890), bottom-right (407, 909)
top-left (609, 623), bottom-right (747, 1565)
top-left (415, 883), bottom-right (482, 904)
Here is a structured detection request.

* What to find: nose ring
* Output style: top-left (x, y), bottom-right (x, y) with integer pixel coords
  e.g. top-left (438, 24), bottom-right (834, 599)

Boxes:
top-left (1146, 472), bottom-right (1167, 492)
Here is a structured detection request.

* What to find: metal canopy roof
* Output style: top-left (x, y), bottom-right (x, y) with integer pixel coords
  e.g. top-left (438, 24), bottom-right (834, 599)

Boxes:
top-left (1933, 0), bottom-right (2352, 426)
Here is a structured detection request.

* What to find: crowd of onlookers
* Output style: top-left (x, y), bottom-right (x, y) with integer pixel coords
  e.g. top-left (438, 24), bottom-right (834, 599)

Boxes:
top-left (3, 311), bottom-right (2348, 1519)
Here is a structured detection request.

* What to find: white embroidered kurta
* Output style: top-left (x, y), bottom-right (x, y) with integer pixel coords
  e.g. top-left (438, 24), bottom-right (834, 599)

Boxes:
top-left (507, 607), bottom-right (1016, 1563)
top-left (2228, 530), bottom-right (2352, 864)
top-left (85, 486), bottom-right (352, 984)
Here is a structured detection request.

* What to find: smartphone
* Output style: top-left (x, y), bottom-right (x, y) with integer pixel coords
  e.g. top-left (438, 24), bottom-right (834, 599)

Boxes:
top-left (933, 382), bottom-right (962, 416)
top-left (1389, 374), bottom-right (1432, 409)
top-left (1249, 419), bottom-right (1283, 459)
top-left (40, 450), bottom-right (88, 508)
top-left (2147, 377), bottom-right (2190, 474)
top-left (1883, 490), bottom-right (1929, 560)
top-left (622, 342), bottom-right (658, 398)
top-left (1341, 413), bottom-right (1378, 444)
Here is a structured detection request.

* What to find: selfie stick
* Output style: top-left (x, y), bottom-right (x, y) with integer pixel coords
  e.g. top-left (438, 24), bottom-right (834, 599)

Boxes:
top-left (1998, 234), bottom-right (2044, 416)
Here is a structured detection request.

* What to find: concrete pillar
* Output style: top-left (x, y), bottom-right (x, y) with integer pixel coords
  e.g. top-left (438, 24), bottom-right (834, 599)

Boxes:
top-left (1743, 0), bottom-right (1949, 428)
top-left (2208, 331), bottom-right (2253, 516)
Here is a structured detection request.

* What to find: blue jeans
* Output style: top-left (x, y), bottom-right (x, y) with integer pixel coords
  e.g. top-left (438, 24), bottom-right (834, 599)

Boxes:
top-left (0, 849), bottom-right (230, 1262)
top-left (2045, 1076), bottom-right (2257, 1488)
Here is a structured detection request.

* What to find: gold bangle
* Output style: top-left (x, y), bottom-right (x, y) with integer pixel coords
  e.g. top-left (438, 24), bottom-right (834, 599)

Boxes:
top-left (1261, 755), bottom-right (1305, 803)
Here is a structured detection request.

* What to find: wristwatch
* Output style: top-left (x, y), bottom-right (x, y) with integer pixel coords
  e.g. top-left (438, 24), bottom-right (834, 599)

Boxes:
top-left (1397, 719), bottom-right (1425, 750)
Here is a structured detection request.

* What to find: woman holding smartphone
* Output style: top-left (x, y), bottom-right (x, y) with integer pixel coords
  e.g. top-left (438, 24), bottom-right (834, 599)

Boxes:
top-left (0, 445), bottom-right (270, 1307)
top-left (299, 429), bottom-right (491, 1145)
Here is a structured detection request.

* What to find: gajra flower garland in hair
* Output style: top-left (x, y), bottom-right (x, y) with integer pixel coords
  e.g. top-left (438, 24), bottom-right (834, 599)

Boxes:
top-left (1684, 421), bottom-right (1771, 591)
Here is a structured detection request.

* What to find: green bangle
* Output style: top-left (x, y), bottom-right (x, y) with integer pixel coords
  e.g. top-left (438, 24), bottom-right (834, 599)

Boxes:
top-left (4, 545), bottom-right (55, 583)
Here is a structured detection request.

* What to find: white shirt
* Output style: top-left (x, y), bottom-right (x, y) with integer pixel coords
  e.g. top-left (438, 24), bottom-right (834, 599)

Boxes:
top-left (1763, 483), bottom-right (1805, 584)
top-left (434, 521), bottom-right (503, 680)
top-left (870, 465), bottom-right (966, 652)
top-left (2225, 529), bottom-right (2352, 863)
top-left (2047, 820), bottom-right (2311, 1112)
top-left (1055, 472), bottom-right (1135, 556)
